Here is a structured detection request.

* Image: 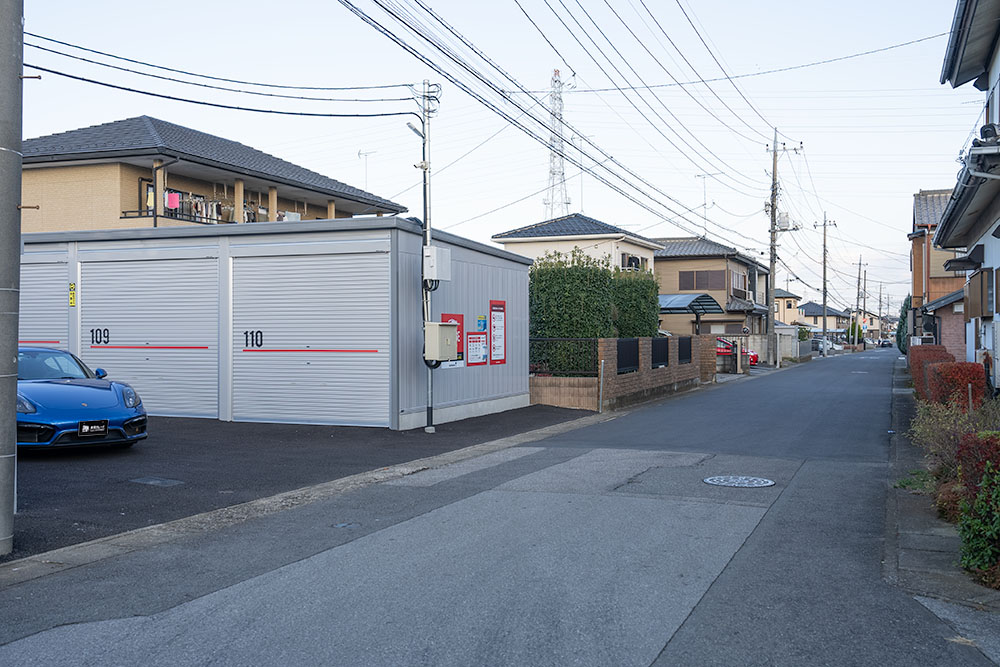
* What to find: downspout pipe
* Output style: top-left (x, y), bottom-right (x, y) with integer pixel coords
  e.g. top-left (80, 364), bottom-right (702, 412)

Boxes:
top-left (151, 157), bottom-right (179, 228)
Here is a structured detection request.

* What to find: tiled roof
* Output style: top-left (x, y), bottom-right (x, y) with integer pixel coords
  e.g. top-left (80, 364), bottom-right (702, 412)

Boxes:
top-left (651, 237), bottom-right (736, 258)
top-left (774, 288), bottom-right (801, 299)
top-left (798, 301), bottom-right (848, 318)
top-left (22, 116), bottom-right (405, 212)
top-left (491, 213), bottom-right (660, 245)
top-left (912, 189), bottom-right (951, 231)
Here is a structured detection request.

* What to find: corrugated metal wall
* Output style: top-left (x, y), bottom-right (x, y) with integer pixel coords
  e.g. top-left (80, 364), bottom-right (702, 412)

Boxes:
top-left (395, 230), bottom-right (530, 422)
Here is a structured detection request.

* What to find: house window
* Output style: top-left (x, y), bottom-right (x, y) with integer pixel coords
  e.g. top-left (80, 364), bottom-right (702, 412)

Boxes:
top-left (812, 316), bottom-right (818, 324)
top-left (621, 253), bottom-right (642, 270)
top-left (678, 270), bottom-right (724, 290)
top-left (786, 300), bottom-right (792, 309)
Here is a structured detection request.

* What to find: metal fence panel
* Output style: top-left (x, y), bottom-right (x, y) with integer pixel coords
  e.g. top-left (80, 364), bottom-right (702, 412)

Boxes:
top-left (529, 338), bottom-right (598, 376)
top-left (617, 338), bottom-right (639, 374)
top-left (679, 337), bottom-right (692, 364)
top-left (651, 337), bottom-right (669, 368)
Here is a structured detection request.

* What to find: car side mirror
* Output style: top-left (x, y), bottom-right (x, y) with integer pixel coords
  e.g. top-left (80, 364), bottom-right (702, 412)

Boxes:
top-left (94, 368), bottom-right (107, 379)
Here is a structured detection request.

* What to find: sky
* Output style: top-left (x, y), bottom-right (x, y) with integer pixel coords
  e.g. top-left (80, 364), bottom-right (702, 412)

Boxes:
top-left (20, 1), bottom-right (983, 314)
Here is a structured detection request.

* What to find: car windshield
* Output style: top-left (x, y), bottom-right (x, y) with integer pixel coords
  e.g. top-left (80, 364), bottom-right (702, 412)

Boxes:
top-left (18, 349), bottom-right (93, 380)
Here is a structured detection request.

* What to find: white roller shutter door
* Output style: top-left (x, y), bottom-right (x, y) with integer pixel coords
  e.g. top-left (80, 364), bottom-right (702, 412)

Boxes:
top-left (80, 259), bottom-right (219, 417)
top-left (232, 253), bottom-right (390, 426)
top-left (19, 263), bottom-right (69, 348)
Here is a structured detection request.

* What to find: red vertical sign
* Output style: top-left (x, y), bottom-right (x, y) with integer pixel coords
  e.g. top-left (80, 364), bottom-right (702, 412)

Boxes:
top-left (441, 313), bottom-right (464, 367)
top-left (489, 300), bottom-right (506, 365)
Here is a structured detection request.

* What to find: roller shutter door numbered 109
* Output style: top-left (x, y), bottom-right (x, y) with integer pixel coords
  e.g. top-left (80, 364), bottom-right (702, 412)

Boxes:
top-left (231, 253), bottom-right (391, 426)
top-left (79, 259), bottom-right (220, 418)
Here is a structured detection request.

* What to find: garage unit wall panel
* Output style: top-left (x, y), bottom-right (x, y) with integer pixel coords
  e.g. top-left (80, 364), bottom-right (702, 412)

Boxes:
top-left (19, 263), bottom-right (69, 348)
top-left (79, 258), bottom-right (220, 417)
top-left (232, 253), bottom-right (391, 426)
top-left (397, 232), bottom-right (530, 416)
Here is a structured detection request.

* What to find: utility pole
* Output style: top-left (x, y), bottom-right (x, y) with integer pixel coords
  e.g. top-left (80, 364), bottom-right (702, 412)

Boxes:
top-left (852, 256), bottom-right (865, 349)
top-left (862, 270), bottom-right (868, 350)
top-left (815, 213), bottom-right (835, 357)
top-left (0, 0), bottom-right (23, 556)
top-left (767, 127), bottom-right (778, 367)
top-left (878, 282), bottom-right (883, 342)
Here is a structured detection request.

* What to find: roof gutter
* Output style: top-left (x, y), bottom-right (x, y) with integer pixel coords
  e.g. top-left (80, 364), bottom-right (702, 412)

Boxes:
top-left (941, 0), bottom-right (973, 85)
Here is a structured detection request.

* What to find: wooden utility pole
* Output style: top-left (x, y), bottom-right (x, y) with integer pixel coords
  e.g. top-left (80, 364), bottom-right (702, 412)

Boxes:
top-left (853, 256), bottom-right (864, 348)
top-left (863, 270), bottom-right (868, 349)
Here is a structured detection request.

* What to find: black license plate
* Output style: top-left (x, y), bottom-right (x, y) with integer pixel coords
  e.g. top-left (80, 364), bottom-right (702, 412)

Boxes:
top-left (78, 420), bottom-right (108, 437)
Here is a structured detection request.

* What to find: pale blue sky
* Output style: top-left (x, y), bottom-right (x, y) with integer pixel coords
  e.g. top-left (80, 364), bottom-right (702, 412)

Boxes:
top-left (21, 1), bottom-right (979, 309)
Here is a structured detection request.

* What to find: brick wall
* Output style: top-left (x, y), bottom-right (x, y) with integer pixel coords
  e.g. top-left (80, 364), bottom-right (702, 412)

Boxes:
top-left (938, 307), bottom-right (965, 361)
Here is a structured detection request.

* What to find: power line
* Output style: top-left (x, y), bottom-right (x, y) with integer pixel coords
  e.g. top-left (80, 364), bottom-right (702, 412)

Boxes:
top-left (511, 0), bottom-right (576, 78)
top-left (24, 31), bottom-right (415, 91)
top-left (24, 64), bottom-right (419, 119)
top-left (25, 42), bottom-right (414, 103)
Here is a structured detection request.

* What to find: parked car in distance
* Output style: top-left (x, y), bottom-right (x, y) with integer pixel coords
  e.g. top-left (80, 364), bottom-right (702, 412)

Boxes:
top-left (16, 347), bottom-right (147, 448)
top-left (811, 337), bottom-right (843, 352)
top-left (879, 339), bottom-right (893, 348)
top-left (716, 338), bottom-right (758, 366)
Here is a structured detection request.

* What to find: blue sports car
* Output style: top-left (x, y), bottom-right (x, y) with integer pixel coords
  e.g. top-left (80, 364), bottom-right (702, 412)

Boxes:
top-left (16, 347), bottom-right (147, 448)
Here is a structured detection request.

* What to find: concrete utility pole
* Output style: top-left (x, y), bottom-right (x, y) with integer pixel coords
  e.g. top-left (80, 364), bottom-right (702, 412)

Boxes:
top-left (0, 0), bottom-right (23, 556)
top-left (852, 256), bottom-right (864, 348)
top-left (862, 270), bottom-right (868, 350)
top-left (767, 127), bottom-right (778, 366)
top-left (878, 283), bottom-right (884, 340)
top-left (815, 213), bottom-right (835, 357)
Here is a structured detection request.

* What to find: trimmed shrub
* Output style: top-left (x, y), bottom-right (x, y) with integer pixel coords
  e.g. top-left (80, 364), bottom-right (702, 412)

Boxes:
top-left (611, 268), bottom-right (659, 337)
top-left (927, 361), bottom-right (987, 409)
top-left (957, 431), bottom-right (1000, 508)
top-left (896, 296), bottom-right (910, 354)
top-left (937, 479), bottom-right (966, 523)
top-left (529, 249), bottom-right (613, 339)
top-left (909, 345), bottom-right (954, 400)
top-left (908, 400), bottom-right (976, 480)
top-left (959, 461), bottom-right (1000, 585)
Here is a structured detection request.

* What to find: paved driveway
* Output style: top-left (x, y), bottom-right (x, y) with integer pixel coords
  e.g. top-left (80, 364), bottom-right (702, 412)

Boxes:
top-left (4, 404), bottom-right (585, 564)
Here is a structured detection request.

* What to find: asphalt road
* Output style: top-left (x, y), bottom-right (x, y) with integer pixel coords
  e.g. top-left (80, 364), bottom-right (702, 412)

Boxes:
top-left (2, 349), bottom-right (997, 665)
top-left (4, 403), bottom-right (585, 564)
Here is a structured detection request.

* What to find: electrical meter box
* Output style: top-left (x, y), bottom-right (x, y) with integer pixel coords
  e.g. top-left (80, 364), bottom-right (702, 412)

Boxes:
top-left (424, 321), bottom-right (459, 361)
top-left (422, 246), bottom-right (451, 281)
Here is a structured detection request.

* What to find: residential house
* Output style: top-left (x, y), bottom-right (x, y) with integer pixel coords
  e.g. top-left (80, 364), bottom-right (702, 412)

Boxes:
top-left (651, 237), bottom-right (770, 335)
top-left (796, 301), bottom-right (850, 335)
top-left (774, 288), bottom-right (801, 328)
top-left (908, 188), bottom-right (965, 340)
top-left (935, 0), bottom-right (1000, 376)
top-left (20, 116), bottom-right (405, 233)
top-left (921, 289), bottom-right (966, 360)
top-left (491, 213), bottom-right (662, 271)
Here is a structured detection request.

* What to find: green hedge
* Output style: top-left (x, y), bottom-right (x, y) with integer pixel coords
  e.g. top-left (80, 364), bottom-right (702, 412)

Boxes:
top-left (612, 268), bottom-right (659, 337)
top-left (528, 249), bottom-right (659, 338)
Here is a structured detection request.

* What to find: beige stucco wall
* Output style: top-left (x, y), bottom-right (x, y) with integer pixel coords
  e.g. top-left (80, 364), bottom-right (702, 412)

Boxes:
top-left (22, 164), bottom-right (129, 232)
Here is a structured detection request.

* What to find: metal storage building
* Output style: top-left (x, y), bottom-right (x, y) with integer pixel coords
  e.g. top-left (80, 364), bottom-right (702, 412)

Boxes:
top-left (18, 218), bottom-right (530, 430)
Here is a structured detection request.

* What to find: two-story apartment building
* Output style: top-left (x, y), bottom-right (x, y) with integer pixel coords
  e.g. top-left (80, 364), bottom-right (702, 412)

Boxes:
top-left (652, 237), bottom-right (769, 335)
top-left (935, 0), bottom-right (1000, 377)
top-left (20, 116), bottom-right (405, 233)
top-left (491, 213), bottom-right (662, 270)
top-left (908, 188), bottom-right (964, 339)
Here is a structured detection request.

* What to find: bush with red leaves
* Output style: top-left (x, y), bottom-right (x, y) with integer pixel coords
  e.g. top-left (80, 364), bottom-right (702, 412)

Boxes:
top-left (909, 345), bottom-right (954, 400)
top-left (957, 431), bottom-right (1000, 507)
top-left (927, 361), bottom-right (987, 409)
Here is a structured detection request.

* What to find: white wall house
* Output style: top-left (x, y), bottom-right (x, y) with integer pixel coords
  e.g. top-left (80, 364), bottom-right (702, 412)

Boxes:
top-left (936, 1), bottom-right (1000, 381)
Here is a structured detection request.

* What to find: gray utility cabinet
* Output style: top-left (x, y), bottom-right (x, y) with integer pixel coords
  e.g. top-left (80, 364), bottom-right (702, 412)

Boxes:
top-left (19, 218), bottom-right (530, 430)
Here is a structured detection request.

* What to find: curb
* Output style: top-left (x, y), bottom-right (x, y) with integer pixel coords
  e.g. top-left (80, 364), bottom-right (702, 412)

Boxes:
top-left (0, 410), bottom-right (614, 590)
top-left (884, 357), bottom-right (1000, 611)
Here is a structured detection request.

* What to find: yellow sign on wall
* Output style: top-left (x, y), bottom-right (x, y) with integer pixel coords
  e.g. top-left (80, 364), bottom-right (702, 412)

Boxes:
top-left (68, 282), bottom-right (76, 307)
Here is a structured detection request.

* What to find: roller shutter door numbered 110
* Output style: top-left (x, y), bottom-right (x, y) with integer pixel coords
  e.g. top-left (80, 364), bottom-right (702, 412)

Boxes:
top-left (232, 253), bottom-right (391, 426)
top-left (79, 259), bottom-right (220, 418)
top-left (19, 263), bottom-right (69, 348)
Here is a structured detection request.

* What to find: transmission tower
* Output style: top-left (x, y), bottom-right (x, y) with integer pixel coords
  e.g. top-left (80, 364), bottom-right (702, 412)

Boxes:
top-left (543, 69), bottom-right (571, 220)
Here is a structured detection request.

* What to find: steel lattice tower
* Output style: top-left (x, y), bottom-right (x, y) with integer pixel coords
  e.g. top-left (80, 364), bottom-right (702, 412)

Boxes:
top-left (543, 69), bottom-right (570, 220)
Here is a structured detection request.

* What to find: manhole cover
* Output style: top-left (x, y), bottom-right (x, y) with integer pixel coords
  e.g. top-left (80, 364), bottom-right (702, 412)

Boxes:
top-left (703, 475), bottom-right (775, 488)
